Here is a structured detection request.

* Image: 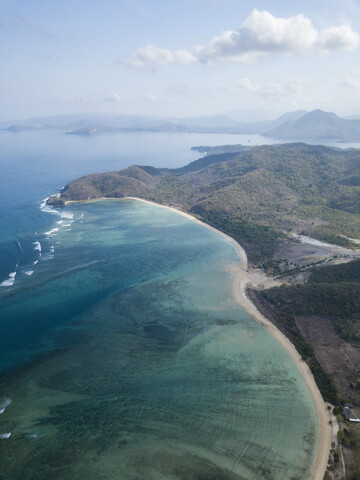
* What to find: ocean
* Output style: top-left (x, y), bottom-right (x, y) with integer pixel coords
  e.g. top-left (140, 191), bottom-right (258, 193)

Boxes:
top-left (0, 129), bottom-right (339, 478)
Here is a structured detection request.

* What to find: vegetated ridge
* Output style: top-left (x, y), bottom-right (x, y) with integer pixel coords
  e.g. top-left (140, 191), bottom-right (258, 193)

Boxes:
top-left (49, 142), bottom-right (360, 265)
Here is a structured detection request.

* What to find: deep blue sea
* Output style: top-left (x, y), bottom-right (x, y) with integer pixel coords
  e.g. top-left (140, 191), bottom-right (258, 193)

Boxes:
top-left (0, 129), bottom-right (349, 478)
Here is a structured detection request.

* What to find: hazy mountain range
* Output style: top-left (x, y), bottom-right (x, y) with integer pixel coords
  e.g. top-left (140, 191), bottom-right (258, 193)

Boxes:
top-left (4, 109), bottom-right (360, 141)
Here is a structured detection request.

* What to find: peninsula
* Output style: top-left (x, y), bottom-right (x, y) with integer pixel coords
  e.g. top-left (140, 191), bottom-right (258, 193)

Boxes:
top-left (48, 142), bottom-right (360, 265)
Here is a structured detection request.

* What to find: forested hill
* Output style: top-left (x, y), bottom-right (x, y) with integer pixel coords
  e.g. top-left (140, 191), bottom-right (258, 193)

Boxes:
top-left (48, 143), bottom-right (360, 265)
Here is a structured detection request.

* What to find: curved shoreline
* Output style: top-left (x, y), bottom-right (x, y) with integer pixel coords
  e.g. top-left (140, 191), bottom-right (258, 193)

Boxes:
top-left (232, 272), bottom-right (332, 480)
top-left (64, 195), bottom-right (248, 267)
top-left (65, 195), bottom-right (331, 479)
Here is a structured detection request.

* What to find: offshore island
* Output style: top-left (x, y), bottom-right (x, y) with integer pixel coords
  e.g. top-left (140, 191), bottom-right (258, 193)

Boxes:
top-left (48, 142), bottom-right (360, 479)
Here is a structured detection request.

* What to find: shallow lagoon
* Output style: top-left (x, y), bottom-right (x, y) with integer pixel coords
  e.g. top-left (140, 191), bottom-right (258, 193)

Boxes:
top-left (0, 199), bottom-right (318, 479)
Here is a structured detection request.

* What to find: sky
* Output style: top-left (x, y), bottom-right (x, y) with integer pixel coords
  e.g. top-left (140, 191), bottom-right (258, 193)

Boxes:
top-left (1, 0), bottom-right (360, 121)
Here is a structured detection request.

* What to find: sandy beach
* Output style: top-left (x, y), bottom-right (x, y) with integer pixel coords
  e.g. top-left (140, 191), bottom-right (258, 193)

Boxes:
top-left (231, 267), bottom-right (332, 480)
top-left (125, 197), bottom-right (332, 480)
top-left (65, 195), bottom-right (332, 479)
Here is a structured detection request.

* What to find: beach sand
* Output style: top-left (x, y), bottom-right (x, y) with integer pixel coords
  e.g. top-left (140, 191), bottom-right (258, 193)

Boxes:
top-left (66, 196), bottom-right (332, 479)
top-left (231, 268), bottom-right (332, 480)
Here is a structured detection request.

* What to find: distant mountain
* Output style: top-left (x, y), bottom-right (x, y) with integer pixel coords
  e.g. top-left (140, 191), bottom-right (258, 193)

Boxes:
top-left (3, 113), bottom-right (246, 134)
top-left (52, 111), bottom-right (307, 135)
top-left (266, 109), bottom-right (360, 141)
top-left (261, 109), bottom-right (307, 131)
top-left (241, 109), bottom-right (308, 135)
top-left (8, 113), bottom-right (170, 131)
top-left (4, 109), bottom-right (360, 141)
top-left (167, 115), bottom-right (244, 130)
top-left (6, 124), bottom-right (38, 132)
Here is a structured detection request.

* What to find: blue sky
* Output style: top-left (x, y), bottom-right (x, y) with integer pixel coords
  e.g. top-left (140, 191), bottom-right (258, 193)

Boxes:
top-left (1, 0), bottom-right (360, 121)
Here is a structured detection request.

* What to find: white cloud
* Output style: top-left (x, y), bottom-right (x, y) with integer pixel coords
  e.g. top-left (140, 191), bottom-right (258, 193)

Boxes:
top-left (121, 44), bottom-right (196, 69)
top-left (319, 25), bottom-right (359, 51)
top-left (166, 84), bottom-right (205, 96)
top-left (58, 93), bottom-right (123, 105)
top-left (102, 92), bottom-right (122, 103)
top-left (237, 78), bottom-right (306, 101)
top-left (58, 95), bottom-right (93, 104)
top-left (41, 55), bottom-right (62, 62)
top-left (341, 77), bottom-right (360, 92)
top-left (145, 93), bottom-right (157, 101)
top-left (122, 9), bottom-right (359, 68)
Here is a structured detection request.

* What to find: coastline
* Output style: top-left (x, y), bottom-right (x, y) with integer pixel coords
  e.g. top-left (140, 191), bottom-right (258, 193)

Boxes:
top-left (232, 270), bottom-right (332, 480)
top-left (64, 196), bottom-right (248, 267)
top-left (126, 197), bottom-right (249, 268)
top-left (125, 197), bottom-right (332, 480)
top-left (65, 195), bottom-right (331, 479)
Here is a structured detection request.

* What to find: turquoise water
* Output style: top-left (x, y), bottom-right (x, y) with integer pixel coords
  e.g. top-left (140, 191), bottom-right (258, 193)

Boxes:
top-left (0, 199), bottom-right (319, 479)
